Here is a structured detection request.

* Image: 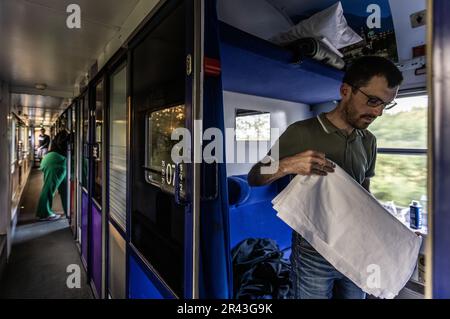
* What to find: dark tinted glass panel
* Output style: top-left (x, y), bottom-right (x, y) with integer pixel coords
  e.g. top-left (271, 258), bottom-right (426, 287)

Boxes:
top-left (93, 81), bottom-right (104, 205)
top-left (71, 106), bottom-right (76, 179)
top-left (82, 95), bottom-right (89, 188)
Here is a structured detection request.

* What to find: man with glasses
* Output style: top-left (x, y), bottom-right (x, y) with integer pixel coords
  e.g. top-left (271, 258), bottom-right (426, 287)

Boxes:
top-left (248, 56), bottom-right (403, 299)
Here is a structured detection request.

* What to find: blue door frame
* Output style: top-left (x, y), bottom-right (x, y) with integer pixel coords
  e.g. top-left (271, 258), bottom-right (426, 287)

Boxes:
top-left (430, 0), bottom-right (450, 299)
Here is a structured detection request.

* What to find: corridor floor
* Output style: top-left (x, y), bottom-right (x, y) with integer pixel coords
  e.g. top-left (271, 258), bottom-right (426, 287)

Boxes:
top-left (0, 169), bottom-right (93, 299)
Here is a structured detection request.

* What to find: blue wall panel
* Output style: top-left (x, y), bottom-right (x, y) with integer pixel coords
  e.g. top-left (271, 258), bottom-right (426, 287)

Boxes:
top-left (431, 0), bottom-right (450, 299)
top-left (129, 254), bottom-right (164, 299)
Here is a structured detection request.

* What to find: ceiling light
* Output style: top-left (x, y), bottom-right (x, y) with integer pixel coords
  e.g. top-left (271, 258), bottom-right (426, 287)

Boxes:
top-left (35, 83), bottom-right (47, 90)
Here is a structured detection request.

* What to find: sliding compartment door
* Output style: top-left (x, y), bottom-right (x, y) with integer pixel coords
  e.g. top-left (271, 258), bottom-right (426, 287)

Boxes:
top-left (129, 0), bottom-right (200, 298)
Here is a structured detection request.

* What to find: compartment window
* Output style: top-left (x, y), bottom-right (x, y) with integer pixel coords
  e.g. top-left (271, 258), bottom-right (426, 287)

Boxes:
top-left (370, 94), bottom-right (428, 229)
top-left (81, 95), bottom-right (89, 189)
top-left (145, 104), bottom-right (186, 194)
top-left (93, 80), bottom-right (104, 205)
top-left (235, 109), bottom-right (271, 141)
top-left (11, 116), bottom-right (17, 164)
top-left (109, 65), bottom-right (128, 230)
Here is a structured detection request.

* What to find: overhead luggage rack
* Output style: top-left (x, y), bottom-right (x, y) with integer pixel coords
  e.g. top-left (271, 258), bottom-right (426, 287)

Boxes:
top-left (219, 22), bottom-right (344, 105)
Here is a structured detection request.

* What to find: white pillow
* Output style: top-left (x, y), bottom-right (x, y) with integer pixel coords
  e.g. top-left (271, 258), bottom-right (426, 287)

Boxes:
top-left (270, 1), bottom-right (363, 50)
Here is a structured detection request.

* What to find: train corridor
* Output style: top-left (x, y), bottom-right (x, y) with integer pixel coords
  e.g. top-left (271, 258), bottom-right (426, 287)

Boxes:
top-left (0, 169), bottom-right (92, 299)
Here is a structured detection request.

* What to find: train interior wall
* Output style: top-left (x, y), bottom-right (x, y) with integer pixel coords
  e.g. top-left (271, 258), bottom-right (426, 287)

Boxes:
top-left (1, 0), bottom-right (448, 299)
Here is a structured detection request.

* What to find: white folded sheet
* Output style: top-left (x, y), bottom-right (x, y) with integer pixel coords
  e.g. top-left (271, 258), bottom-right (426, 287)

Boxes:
top-left (272, 164), bottom-right (422, 299)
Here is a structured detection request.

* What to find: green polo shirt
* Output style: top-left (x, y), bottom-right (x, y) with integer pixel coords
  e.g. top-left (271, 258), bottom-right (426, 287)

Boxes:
top-left (269, 113), bottom-right (377, 184)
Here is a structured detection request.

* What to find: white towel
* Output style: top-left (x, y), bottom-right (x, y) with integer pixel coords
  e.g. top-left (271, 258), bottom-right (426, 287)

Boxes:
top-left (272, 164), bottom-right (422, 299)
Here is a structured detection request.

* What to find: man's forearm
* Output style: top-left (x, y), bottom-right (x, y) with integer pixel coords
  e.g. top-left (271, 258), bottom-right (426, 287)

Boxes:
top-left (248, 160), bottom-right (288, 186)
top-left (248, 150), bottom-right (335, 187)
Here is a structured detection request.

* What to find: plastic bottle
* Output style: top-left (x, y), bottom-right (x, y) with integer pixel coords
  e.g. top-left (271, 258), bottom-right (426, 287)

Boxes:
top-left (410, 200), bottom-right (422, 230)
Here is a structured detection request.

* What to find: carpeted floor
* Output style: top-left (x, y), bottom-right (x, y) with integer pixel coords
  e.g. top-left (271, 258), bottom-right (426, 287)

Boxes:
top-left (0, 169), bottom-right (93, 299)
top-left (16, 169), bottom-right (64, 226)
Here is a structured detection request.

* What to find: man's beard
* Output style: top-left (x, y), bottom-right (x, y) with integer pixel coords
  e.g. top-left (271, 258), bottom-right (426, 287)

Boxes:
top-left (344, 102), bottom-right (375, 130)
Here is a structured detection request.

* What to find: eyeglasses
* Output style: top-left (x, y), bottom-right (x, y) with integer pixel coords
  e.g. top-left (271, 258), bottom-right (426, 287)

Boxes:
top-left (351, 85), bottom-right (397, 110)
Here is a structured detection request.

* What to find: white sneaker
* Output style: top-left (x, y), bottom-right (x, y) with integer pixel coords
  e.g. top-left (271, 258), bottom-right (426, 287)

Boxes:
top-left (39, 214), bottom-right (61, 221)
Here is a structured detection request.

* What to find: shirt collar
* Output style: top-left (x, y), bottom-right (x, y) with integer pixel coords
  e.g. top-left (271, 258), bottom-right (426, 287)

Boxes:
top-left (317, 113), bottom-right (365, 137)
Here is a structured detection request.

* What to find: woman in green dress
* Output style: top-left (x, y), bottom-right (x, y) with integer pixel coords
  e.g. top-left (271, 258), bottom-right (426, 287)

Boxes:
top-left (36, 131), bottom-right (70, 221)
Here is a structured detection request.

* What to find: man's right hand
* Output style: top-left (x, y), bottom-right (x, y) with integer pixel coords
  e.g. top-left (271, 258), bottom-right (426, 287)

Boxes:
top-left (248, 150), bottom-right (336, 186)
top-left (280, 150), bottom-right (336, 176)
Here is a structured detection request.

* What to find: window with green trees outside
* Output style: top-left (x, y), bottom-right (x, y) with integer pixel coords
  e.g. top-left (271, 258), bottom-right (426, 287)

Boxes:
top-left (369, 94), bottom-right (428, 208)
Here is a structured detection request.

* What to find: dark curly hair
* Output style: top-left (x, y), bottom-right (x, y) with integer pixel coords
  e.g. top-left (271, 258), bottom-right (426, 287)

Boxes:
top-left (49, 130), bottom-right (70, 156)
top-left (343, 56), bottom-right (403, 89)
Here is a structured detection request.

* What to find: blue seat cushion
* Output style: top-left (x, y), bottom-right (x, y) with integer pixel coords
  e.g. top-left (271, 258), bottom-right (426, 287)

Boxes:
top-left (228, 175), bottom-right (293, 257)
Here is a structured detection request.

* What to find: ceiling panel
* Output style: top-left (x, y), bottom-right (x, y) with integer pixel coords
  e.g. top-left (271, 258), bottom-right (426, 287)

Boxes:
top-left (28, 0), bottom-right (140, 28)
top-left (218, 0), bottom-right (292, 39)
top-left (11, 93), bottom-right (70, 126)
top-left (0, 0), bottom-right (139, 94)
